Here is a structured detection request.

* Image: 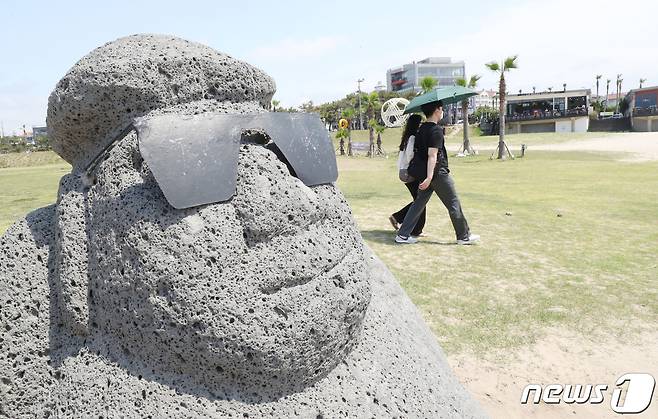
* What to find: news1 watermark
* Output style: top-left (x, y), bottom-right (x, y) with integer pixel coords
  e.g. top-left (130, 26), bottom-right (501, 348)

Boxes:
top-left (521, 373), bottom-right (656, 414)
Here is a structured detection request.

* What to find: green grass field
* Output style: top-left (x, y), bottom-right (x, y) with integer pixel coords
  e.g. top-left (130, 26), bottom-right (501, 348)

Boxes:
top-left (1, 136), bottom-right (656, 357)
top-left (0, 151), bottom-right (70, 232)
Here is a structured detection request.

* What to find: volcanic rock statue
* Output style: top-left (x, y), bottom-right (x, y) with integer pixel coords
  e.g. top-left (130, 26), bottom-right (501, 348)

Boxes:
top-left (0, 34), bottom-right (486, 418)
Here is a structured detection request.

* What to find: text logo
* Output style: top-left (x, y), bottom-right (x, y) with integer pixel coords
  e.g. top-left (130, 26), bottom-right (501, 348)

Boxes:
top-left (521, 373), bottom-right (655, 414)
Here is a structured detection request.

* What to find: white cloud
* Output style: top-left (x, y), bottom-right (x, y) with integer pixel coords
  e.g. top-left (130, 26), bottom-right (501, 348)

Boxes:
top-left (410, 0), bottom-right (658, 95)
top-left (267, 0), bottom-right (658, 106)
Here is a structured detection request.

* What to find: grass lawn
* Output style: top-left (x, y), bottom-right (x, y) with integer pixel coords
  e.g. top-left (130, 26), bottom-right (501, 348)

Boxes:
top-left (331, 127), bottom-right (614, 156)
top-left (334, 133), bottom-right (657, 355)
top-left (1, 138), bottom-right (656, 358)
top-left (0, 151), bottom-right (70, 232)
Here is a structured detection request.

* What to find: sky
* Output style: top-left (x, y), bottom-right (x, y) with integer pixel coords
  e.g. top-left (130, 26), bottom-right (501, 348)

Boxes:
top-left (1, 0), bottom-right (656, 135)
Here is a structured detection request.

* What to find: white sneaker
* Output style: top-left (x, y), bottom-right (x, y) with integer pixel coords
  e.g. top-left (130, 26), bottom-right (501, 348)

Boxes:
top-left (395, 235), bottom-right (418, 244)
top-left (457, 234), bottom-right (480, 245)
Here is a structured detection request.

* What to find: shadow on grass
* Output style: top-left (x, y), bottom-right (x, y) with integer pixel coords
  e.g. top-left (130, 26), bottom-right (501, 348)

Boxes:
top-left (360, 229), bottom-right (456, 246)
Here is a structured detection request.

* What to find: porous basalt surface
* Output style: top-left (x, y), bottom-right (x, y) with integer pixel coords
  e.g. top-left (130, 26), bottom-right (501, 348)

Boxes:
top-left (1, 210), bottom-right (486, 417)
top-left (81, 133), bottom-right (371, 391)
top-left (46, 34), bottom-right (276, 169)
top-left (0, 34), bottom-right (487, 418)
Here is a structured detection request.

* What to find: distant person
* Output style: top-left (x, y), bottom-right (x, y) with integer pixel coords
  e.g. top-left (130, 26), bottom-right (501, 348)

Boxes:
top-left (394, 100), bottom-right (479, 245)
top-left (389, 114), bottom-right (425, 237)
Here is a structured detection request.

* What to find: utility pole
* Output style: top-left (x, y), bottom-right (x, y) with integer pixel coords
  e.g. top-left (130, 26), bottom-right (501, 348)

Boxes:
top-left (616, 74), bottom-right (622, 113)
top-left (357, 78), bottom-right (364, 130)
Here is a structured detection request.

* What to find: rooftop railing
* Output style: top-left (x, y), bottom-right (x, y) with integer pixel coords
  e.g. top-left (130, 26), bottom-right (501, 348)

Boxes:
top-left (632, 107), bottom-right (658, 117)
top-left (506, 108), bottom-right (588, 121)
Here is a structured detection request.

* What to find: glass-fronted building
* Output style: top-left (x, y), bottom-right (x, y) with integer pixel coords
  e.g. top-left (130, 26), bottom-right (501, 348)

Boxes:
top-left (386, 57), bottom-right (465, 94)
top-left (626, 86), bottom-right (658, 131)
top-left (504, 89), bottom-right (591, 133)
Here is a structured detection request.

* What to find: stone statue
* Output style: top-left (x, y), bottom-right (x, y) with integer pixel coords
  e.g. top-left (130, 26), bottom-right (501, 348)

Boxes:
top-left (0, 34), bottom-right (486, 418)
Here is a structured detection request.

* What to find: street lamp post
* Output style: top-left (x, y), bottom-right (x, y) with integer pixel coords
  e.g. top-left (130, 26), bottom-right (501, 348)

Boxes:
top-left (357, 78), bottom-right (364, 130)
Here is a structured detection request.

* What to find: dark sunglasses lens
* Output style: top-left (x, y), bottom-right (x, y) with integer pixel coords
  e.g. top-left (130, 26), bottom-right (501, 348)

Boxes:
top-left (135, 114), bottom-right (241, 209)
top-left (257, 113), bottom-right (338, 187)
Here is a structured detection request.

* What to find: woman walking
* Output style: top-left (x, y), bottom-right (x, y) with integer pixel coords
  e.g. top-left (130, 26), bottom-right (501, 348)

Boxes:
top-left (389, 114), bottom-right (425, 237)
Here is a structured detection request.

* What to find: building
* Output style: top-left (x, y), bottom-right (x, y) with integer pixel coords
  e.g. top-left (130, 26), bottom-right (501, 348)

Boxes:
top-left (625, 86), bottom-right (658, 131)
top-left (373, 81), bottom-right (387, 92)
top-left (386, 57), bottom-right (465, 94)
top-left (504, 89), bottom-right (591, 133)
top-left (32, 126), bottom-right (48, 137)
top-left (470, 90), bottom-right (497, 110)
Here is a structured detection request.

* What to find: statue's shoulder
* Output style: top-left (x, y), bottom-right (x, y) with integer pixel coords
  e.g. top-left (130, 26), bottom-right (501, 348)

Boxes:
top-left (1, 203), bottom-right (55, 304)
top-left (1, 204), bottom-right (56, 260)
top-left (0, 205), bottom-right (56, 416)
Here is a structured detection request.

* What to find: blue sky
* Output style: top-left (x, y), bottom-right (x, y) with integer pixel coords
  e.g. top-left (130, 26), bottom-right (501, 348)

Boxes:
top-left (1, 0), bottom-right (656, 134)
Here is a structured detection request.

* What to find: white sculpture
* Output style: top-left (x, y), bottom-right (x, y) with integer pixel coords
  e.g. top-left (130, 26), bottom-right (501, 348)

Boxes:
top-left (381, 98), bottom-right (410, 127)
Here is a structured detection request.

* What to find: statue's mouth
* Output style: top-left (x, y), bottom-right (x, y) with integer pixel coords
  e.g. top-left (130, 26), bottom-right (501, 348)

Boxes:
top-left (259, 247), bottom-right (355, 295)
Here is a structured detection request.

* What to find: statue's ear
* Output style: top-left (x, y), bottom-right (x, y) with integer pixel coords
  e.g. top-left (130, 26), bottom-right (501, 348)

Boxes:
top-left (53, 173), bottom-right (89, 336)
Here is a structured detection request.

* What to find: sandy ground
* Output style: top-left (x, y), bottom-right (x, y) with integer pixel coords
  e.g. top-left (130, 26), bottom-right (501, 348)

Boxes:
top-left (445, 130), bottom-right (658, 417)
top-left (449, 132), bottom-right (658, 162)
top-left (530, 132), bottom-right (658, 162)
top-left (449, 330), bottom-right (658, 418)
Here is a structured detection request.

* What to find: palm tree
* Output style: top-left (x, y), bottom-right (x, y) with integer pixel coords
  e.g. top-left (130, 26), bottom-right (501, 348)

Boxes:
top-left (335, 128), bottom-right (348, 156)
top-left (420, 76), bottom-right (438, 94)
top-left (485, 55), bottom-right (518, 159)
top-left (363, 92), bottom-right (380, 157)
top-left (595, 75), bottom-right (602, 101)
top-left (640, 78), bottom-right (647, 88)
top-left (616, 74), bottom-right (622, 112)
top-left (618, 78), bottom-right (624, 112)
top-left (547, 87), bottom-right (553, 92)
top-left (606, 79), bottom-right (611, 110)
top-left (455, 74), bottom-right (481, 155)
top-left (342, 108), bottom-right (356, 156)
top-left (374, 123), bottom-right (385, 155)
top-left (271, 99), bottom-right (280, 112)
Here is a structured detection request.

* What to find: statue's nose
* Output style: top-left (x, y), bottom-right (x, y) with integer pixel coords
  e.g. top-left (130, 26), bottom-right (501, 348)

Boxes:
top-left (231, 143), bottom-right (323, 247)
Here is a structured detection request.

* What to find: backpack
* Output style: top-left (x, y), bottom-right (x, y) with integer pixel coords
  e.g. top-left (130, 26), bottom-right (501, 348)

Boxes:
top-left (397, 135), bottom-right (416, 183)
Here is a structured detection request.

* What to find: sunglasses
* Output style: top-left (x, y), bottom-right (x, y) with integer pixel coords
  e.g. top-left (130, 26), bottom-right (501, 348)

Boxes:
top-left (83, 113), bottom-right (338, 209)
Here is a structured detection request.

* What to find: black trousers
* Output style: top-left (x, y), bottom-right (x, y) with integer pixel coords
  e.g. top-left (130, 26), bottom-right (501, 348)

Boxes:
top-left (398, 173), bottom-right (470, 240)
top-left (392, 180), bottom-right (426, 236)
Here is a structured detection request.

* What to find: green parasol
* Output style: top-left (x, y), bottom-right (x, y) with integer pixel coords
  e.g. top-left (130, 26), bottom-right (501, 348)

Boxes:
top-left (403, 86), bottom-right (479, 114)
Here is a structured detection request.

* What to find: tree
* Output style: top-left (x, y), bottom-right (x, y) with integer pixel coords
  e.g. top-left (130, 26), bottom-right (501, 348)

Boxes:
top-left (619, 97), bottom-right (630, 115)
top-left (455, 74), bottom-right (481, 155)
top-left (640, 78), bottom-right (647, 88)
top-left (300, 100), bottom-right (314, 113)
top-left (473, 105), bottom-right (498, 120)
top-left (342, 108), bottom-right (356, 156)
top-left (363, 92), bottom-right (380, 157)
top-left (605, 79), bottom-right (611, 109)
top-left (616, 74), bottom-right (622, 112)
top-left (485, 55), bottom-right (518, 160)
top-left (420, 76), bottom-right (438, 93)
top-left (374, 123), bottom-right (385, 155)
top-left (595, 75), bottom-right (602, 100)
top-left (34, 135), bottom-right (51, 152)
top-left (335, 128), bottom-right (348, 156)
top-left (271, 99), bottom-right (280, 112)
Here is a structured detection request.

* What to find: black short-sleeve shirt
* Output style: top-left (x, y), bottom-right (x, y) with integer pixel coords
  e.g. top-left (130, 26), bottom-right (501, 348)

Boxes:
top-left (410, 122), bottom-right (449, 178)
